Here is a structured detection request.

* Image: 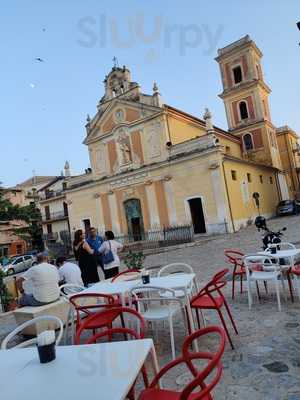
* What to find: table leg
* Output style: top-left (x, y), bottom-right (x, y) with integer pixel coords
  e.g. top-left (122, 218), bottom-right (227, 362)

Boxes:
top-left (185, 293), bottom-right (199, 351)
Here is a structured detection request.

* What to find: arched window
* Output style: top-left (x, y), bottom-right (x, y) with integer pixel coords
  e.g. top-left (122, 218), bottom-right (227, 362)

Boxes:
top-left (233, 66), bottom-right (242, 84)
top-left (243, 133), bottom-right (253, 151)
top-left (239, 101), bottom-right (249, 120)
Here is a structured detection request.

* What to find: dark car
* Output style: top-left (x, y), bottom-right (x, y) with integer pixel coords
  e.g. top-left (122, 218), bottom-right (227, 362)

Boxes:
top-left (276, 200), bottom-right (299, 216)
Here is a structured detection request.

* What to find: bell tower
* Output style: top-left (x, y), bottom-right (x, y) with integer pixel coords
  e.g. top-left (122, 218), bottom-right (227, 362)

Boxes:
top-left (216, 35), bottom-right (281, 169)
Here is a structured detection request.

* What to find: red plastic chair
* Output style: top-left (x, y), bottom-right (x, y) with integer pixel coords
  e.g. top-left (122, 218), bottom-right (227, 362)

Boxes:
top-left (139, 326), bottom-right (226, 400)
top-left (111, 268), bottom-right (141, 282)
top-left (75, 307), bottom-right (148, 400)
top-left (287, 262), bottom-right (300, 302)
top-left (75, 306), bottom-right (146, 344)
top-left (224, 249), bottom-right (246, 299)
top-left (190, 269), bottom-right (238, 349)
top-left (112, 269), bottom-right (142, 308)
top-left (69, 293), bottom-right (119, 337)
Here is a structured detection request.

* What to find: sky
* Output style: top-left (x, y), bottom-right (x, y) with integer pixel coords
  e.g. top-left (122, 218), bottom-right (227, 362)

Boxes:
top-left (1, 0), bottom-right (300, 186)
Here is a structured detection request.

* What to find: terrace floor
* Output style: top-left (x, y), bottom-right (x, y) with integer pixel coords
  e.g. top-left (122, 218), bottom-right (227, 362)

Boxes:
top-left (1, 214), bottom-right (300, 399)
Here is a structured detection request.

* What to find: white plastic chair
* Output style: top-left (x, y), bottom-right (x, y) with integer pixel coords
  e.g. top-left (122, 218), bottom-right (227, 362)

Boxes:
top-left (243, 254), bottom-right (283, 311)
top-left (59, 284), bottom-right (84, 344)
top-left (158, 263), bottom-right (197, 297)
top-left (130, 285), bottom-right (186, 360)
top-left (1, 315), bottom-right (63, 350)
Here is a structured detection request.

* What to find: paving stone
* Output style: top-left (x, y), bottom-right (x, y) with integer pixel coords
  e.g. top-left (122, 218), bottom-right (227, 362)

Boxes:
top-left (2, 214), bottom-right (300, 397)
top-left (263, 361), bottom-right (289, 373)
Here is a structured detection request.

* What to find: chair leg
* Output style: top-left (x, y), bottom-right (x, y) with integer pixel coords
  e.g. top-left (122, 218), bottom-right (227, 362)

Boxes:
top-left (217, 309), bottom-right (234, 350)
top-left (223, 300), bottom-right (238, 335)
top-left (183, 306), bottom-right (191, 335)
top-left (275, 279), bottom-right (281, 312)
top-left (263, 281), bottom-right (268, 294)
top-left (247, 279), bottom-right (253, 310)
top-left (169, 315), bottom-right (176, 360)
top-left (280, 274), bottom-right (287, 302)
top-left (240, 274), bottom-right (243, 294)
top-left (195, 308), bottom-right (201, 329)
top-left (287, 271), bottom-right (294, 303)
top-left (256, 281), bottom-right (261, 300)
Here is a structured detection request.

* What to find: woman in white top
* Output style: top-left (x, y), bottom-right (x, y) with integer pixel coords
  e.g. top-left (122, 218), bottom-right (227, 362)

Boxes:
top-left (98, 231), bottom-right (123, 279)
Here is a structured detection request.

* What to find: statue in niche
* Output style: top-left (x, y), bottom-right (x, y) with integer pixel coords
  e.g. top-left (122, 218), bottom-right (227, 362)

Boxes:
top-left (117, 132), bottom-right (132, 164)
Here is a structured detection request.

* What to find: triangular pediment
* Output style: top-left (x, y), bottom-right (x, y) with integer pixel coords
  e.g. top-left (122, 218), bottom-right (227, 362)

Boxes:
top-left (83, 98), bottom-right (162, 145)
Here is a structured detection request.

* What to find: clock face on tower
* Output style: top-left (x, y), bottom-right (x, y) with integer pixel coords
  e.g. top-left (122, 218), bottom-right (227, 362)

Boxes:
top-left (115, 109), bottom-right (125, 122)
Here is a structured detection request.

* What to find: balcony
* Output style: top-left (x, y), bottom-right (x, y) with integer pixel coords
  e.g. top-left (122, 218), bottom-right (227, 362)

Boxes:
top-left (43, 232), bottom-right (59, 241)
top-left (42, 210), bottom-right (68, 222)
top-left (40, 190), bottom-right (65, 200)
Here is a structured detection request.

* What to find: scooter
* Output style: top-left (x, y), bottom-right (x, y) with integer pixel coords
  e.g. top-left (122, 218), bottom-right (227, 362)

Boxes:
top-left (254, 216), bottom-right (287, 250)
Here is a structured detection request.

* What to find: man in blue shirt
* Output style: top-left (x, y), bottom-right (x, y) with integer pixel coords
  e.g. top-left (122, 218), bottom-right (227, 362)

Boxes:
top-left (86, 227), bottom-right (104, 270)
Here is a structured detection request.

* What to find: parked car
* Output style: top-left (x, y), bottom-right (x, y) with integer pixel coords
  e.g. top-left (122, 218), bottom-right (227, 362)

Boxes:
top-left (276, 200), bottom-right (300, 216)
top-left (1, 255), bottom-right (37, 275)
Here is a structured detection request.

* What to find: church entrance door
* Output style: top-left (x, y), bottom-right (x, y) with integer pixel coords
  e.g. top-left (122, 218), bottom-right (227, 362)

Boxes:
top-left (188, 197), bottom-right (206, 234)
top-left (124, 199), bottom-right (144, 241)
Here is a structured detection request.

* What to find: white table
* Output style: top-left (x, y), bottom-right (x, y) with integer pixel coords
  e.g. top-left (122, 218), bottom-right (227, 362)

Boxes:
top-left (258, 249), bottom-right (300, 268)
top-left (1, 339), bottom-right (158, 400)
top-left (82, 273), bottom-right (197, 337)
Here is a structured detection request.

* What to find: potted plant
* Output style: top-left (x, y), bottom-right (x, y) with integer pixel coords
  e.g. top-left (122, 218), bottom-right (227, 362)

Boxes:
top-left (0, 269), bottom-right (15, 312)
top-left (124, 250), bottom-right (145, 271)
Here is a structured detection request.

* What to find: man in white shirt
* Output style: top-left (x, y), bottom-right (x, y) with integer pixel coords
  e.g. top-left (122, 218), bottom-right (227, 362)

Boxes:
top-left (17, 253), bottom-right (60, 307)
top-left (56, 256), bottom-right (83, 287)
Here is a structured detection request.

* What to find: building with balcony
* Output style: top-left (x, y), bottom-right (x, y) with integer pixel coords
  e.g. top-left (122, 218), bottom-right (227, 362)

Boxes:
top-left (4, 176), bottom-right (57, 207)
top-left (38, 171), bottom-right (71, 247)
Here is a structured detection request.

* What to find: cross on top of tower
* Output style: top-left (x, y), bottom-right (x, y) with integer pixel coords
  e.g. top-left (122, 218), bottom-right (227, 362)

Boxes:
top-left (112, 56), bottom-right (118, 68)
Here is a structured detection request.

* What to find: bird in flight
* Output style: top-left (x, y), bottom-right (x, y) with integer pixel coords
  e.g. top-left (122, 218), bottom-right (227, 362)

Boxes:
top-left (35, 58), bottom-right (44, 62)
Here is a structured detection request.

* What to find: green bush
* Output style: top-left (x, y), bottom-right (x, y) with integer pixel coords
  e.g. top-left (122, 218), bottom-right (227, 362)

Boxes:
top-left (0, 269), bottom-right (13, 312)
top-left (124, 250), bottom-right (145, 270)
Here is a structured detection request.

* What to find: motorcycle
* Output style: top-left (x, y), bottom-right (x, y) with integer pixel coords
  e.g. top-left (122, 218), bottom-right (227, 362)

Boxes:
top-left (254, 216), bottom-right (287, 250)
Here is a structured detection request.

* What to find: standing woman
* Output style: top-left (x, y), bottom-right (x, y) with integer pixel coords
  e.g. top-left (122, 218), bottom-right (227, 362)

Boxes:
top-left (99, 231), bottom-right (123, 280)
top-left (73, 229), bottom-right (100, 286)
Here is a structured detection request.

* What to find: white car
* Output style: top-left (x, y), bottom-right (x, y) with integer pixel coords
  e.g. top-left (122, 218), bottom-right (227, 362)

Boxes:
top-left (2, 255), bottom-right (37, 275)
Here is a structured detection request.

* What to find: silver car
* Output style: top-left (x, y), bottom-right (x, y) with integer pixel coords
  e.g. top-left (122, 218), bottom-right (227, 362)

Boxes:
top-left (2, 255), bottom-right (37, 275)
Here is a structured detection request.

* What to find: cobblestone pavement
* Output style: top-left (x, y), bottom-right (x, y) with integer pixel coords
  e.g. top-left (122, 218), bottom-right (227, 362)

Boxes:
top-left (1, 215), bottom-right (300, 399)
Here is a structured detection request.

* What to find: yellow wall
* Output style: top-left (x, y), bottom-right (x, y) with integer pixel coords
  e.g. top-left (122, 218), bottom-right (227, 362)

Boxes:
top-left (167, 114), bottom-right (206, 145)
top-left (223, 159), bottom-right (279, 228)
top-left (277, 131), bottom-right (300, 195)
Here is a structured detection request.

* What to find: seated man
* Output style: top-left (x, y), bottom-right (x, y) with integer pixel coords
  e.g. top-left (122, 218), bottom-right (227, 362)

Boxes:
top-left (17, 253), bottom-right (60, 307)
top-left (56, 256), bottom-right (83, 287)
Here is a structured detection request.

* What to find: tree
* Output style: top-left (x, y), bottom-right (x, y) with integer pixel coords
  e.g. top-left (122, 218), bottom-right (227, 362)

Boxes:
top-left (0, 184), bottom-right (44, 251)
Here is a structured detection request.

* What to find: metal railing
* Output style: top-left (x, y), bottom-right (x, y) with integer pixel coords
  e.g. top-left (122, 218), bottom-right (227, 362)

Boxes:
top-left (115, 224), bottom-right (194, 251)
top-left (43, 232), bottom-right (59, 241)
top-left (40, 190), bottom-right (65, 200)
top-left (42, 211), bottom-right (68, 222)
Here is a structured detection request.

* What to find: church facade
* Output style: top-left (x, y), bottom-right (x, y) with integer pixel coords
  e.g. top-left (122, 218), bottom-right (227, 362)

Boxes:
top-left (65, 35), bottom-right (299, 238)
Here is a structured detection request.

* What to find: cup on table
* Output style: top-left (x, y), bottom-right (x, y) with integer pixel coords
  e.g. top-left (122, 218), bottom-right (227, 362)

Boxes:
top-left (37, 330), bottom-right (56, 364)
top-left (141, 270), bottom-right (150, 284)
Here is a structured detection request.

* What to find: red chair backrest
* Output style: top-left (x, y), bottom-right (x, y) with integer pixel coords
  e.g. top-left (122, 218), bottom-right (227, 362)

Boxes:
top-left (180, 326), bottom-right (226, 399)
top-left (111, 269), bottom-right (141, 282)
top-left (148, 326), bottom-right (226, 399)
top-left (75, 307), bottom-right (146, 345)
top-left (191, 269), bottom-right (228, 309)
top-left (224, 249), bottom-right (244, 267)
top-left (69, 293), bottom-right (116, 324)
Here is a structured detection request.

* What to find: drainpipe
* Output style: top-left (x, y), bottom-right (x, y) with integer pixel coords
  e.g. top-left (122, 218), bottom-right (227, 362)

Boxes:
top-left (284, 133), bottom-right (297, 192)
top-left (221, 160), bottom-right (236, 233)
top-left (274, 171), bottom-right (282, 202)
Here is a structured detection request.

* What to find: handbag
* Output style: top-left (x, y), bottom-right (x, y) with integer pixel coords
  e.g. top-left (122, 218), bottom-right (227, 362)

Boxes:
top-left (102, 240), bottom-right (114, 264)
